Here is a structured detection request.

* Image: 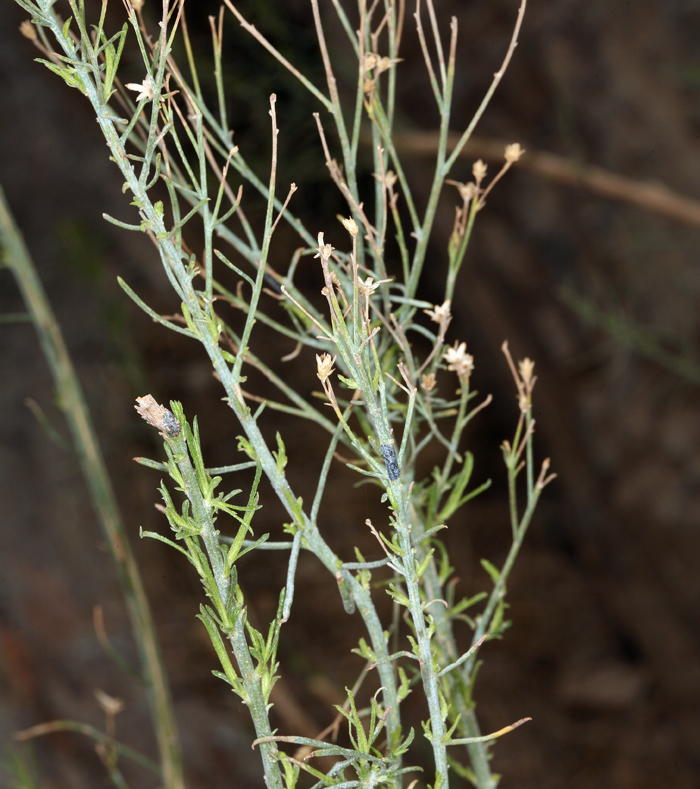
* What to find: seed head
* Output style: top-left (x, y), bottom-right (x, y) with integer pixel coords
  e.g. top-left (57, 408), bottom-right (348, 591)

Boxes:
top-left (447, 180), bottom-right (477, 202)
top-left (472, 159), bottom-right (487, 184)
top-left (374, 169), bottom-right (397, 189)
top-left (363, 53), bottom-right (380, 72)
top-left (518, 357), bottom-right (535, 386)
top-left (19, 20), bottom-right (37, 40)
top-left (358, 276), bottom-right (391, 297)
top-left (316, 353), bottom-right (336, 383)
top-left (314, 232), bottom-right (334, 263)
top-left (504, 143), bottom-right (525, 163)
top-left (341, 216), bottom-right (358, 237)
top-left (363, 53), bottom-right (401, 75)
top-left (421, 372), bottom-right (436, 393)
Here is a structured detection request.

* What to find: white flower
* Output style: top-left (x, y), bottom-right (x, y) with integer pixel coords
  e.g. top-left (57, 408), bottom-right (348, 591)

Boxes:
top-left (424, 299), bottom-right (451, 326)
top-left (126, 75), bottom-right (154, 103)
top-left (443, 341), bottom-right (474, 379)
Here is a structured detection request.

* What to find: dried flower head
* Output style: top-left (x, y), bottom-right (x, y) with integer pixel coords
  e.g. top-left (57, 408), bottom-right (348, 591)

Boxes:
top-left (341, 216), bottom-right (358, 237)
top-left (314, 232), bottom-right (334, 263)
top-left (424, 300), bottom-right (452, 328)
top-left (363, 52), bottom-right (381, 72)
top-left (421, 372), bottom-right (436, 393)
top-left (501, 341), bottom-right (537, 413)
top-left (126, 75), bottom-right (154, 103)
top-left (19, 20), bottom-right (37, 40)
top-left (504, 143), bottom-right (525, 163)
top-left (472, 159), bottom-right (487, 184)
top-left (135, 395), bottom-right (180, 437)
top-left (377, 56), bottom-right (401, 74)
top-left (358, 276), bottom-right (391, 298)
top-left (443, 341), bottom-right (475, 379)
top-left (518, 357), bottom-right (535, 386)
top-left (94, 688), bottom-right (125, 716)
top-left (374, 169), bottom-right (397, 190)
top-left (363, 53), bottom-right (401, 75)
top-left (447, 180), bottom-right (478, 202)
top-left (316, 353), bottom-right (336, 383)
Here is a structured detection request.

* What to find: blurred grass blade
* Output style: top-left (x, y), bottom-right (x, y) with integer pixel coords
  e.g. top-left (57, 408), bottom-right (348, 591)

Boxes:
top-left (0, 184), bottom-right (184, 789)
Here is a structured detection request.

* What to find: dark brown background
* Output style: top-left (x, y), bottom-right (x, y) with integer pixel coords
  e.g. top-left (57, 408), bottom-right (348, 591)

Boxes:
top-left (2, 1), bottom-right (700, 787)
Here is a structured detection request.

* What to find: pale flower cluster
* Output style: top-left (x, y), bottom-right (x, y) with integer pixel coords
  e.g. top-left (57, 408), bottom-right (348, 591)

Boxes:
top-left (421, 372), bottom-right (436, 393)
top-left (472, 159), bottom-right (487, 184)
top-left (424, 300), bottom-right (451, 329)
top-left (518, 357), bottom-right (535, 386)
top-left (341, 216), bottom-right (358, 237)
top-left (504, 143), bottom-right (525, 163)
top-left (316, 353), bottom-right (336, 383)
top-left (450, 181), bottom-right (478, 203)
top-left (443, 341), bottom-right (474, 379)
top-left (363, 52), bottom-right (401, 75)
top-left (358, 276), bottom-right (391, 298)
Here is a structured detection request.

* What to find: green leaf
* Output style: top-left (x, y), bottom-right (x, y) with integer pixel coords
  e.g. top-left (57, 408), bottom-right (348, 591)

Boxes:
top-left (480, 558), bottom-right (501, 585)
top-left (337, 374), bottom-right (358, 389)
top-left (397, 666), bottom-right (411, 702)
top-left (236, 435), bottom-right (256, 460)
top-left (103, 24), bottom-right (128, 100)
top-left (279, 754), bottom-right (301, 789)
top-left (392, 726), bottom-right (415, 756)
top-left (448, 591), bottom-right (487, 618)
top-left (198, 605), bottom-right (245, 699)
top-left (272, 432), bottom-right (287, 473)
top-left (386, 584), bottom-right (410, 608)
top-left (351, 638), bottom-right (376, 663)
top-left (412, 523), bottom-right (447, 546)
top-left (437, 452), bottom-right (474, 522)
top-left (35, 58), bottom-right (87, 94)
top-left (415, 548), bottom-right (435, 579)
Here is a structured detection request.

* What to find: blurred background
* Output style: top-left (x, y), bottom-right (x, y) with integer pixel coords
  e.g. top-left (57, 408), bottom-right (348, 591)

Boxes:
top-left (2, 0), bottom-right (700, 787)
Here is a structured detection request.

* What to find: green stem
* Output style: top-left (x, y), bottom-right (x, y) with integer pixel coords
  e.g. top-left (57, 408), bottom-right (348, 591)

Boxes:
top-left (168, 429), bottom-right (283, 789)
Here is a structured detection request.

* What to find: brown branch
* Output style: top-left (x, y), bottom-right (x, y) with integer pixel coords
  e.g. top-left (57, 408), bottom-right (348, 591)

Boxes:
top-left (393, 130), bottom-right (700, 228)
